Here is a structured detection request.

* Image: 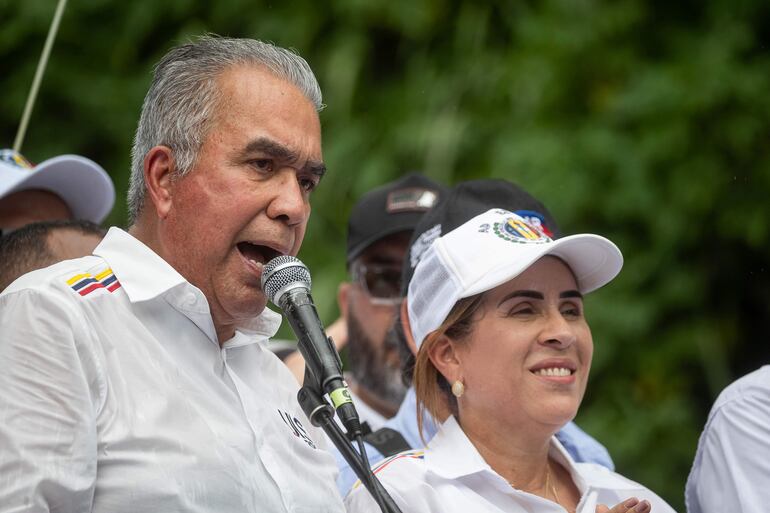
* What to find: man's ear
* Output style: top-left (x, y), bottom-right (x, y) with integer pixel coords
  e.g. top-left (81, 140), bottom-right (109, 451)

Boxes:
top-left (337, 282), bottom-right (351, 320)
top-left (143, 146), bottom-right (176, 219)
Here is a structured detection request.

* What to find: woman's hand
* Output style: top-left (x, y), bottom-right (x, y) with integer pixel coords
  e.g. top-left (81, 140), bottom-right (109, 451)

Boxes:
top-left (596, 498), bottom-right (651, 513)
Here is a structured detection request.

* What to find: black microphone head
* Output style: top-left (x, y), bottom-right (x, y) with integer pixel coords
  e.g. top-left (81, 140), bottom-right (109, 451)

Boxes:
top-left (261, 255), bottom-right (312, 305)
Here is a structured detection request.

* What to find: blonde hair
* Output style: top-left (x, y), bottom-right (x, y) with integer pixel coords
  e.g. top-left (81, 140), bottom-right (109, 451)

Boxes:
top-left (414, 294), bottom-right (485, 442)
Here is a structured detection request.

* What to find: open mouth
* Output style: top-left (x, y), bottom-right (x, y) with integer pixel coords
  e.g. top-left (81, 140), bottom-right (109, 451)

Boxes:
top-left (236, 241), bottom-right (283, 266)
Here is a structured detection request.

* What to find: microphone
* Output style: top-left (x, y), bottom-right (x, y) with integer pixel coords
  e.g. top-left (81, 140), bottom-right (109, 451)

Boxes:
top-left (261, 255), bottom-right (362, 437)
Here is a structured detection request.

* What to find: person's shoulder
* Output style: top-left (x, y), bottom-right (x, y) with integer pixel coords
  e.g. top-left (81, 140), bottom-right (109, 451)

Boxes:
top-left (0, 255), bottom-right (118, 356)
top-left (352, 448), bottom-right (427, 486)
top-left (345, 449), bottom-right (426, 509)
top-left (1, 254), bottom-right (106, 300)
top-left (368, 448), bottom-right (427, 484)
top-left (694, 365), bottom-right (770, 447)
top-left (686, 367), bottom-right (770, 513)
top-left (713, 366), bottom-right (770, 407)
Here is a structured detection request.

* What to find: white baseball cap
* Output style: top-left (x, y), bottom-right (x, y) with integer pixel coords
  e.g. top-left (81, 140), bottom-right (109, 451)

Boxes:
top-left (0, 149), bottom-right (115, 224)
top-left (407, 208), bottom-right (624, 348)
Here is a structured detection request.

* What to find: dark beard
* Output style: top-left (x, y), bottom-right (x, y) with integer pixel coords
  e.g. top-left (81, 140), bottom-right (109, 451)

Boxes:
top-left (346, 312), bottom-right (408, 409)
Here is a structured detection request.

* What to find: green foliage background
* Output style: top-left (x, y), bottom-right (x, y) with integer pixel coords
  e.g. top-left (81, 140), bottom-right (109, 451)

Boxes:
top-left (3, 0), bottom-right (770, 509)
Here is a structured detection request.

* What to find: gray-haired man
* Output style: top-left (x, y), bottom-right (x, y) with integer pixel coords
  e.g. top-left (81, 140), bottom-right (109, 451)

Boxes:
top-left (0, 36), bottom-right (343, 512)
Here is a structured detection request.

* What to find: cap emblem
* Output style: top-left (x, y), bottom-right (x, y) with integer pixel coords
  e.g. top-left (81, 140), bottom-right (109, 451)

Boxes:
top-left (493, 216), bottom-right (550, 244)
top-left (386, 188), bottom-right (439, 213)
top-left (0, 149), bottom-right (34, 171)
top-left (513, 209), bottom-right (554, 238)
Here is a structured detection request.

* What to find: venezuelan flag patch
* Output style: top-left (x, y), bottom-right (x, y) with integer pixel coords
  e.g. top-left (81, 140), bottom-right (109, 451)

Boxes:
top-left (66, 268), bottom-right (121, 297)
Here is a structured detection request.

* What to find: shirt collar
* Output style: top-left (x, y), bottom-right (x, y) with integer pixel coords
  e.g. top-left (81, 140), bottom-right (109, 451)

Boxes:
top-left (94, 227), bottom-right (187, 303)
top-left (426, 416), bottom-right (643, 493)
top-left (424, 415), bottom-right (491, 481)
top-left (230, 307), bottom-right (282, 343)
top-left (94, 227), bottom-right (283, 343)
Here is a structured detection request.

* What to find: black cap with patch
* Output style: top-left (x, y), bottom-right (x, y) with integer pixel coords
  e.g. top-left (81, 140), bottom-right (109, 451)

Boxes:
top-left (347, 173), bottom-right (446, 264)
top-left (401, 179), bottom-right (560, 294)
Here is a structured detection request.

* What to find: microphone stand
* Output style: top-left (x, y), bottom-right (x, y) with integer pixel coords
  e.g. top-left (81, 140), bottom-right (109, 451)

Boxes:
top-left (259, 257), bottom-right (401, 513)
top-left (298, 372), bottom-right (403, 513)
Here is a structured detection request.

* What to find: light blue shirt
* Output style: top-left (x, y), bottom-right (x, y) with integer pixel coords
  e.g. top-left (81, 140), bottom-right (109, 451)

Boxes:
top-left (334, 386), bottom-right (614, 496)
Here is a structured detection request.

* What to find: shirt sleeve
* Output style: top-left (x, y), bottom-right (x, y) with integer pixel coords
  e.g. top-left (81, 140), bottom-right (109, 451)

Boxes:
top-left (686, 386), bottom-right (770, 513)
top-left (0, 289), bottom-right (103, 513)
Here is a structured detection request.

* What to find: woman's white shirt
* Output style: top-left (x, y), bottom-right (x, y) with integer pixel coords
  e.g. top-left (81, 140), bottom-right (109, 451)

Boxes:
top-left (345, 416), bottom-right (676, 513)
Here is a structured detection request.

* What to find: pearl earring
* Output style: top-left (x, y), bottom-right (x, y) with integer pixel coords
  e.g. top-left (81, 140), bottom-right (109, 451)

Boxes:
top-left (451, 380), bottom-right (465, 398)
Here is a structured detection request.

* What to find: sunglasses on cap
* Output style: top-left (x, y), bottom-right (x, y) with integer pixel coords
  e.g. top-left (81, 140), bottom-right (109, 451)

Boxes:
top-left (350, 261), bottom-right (403, 305)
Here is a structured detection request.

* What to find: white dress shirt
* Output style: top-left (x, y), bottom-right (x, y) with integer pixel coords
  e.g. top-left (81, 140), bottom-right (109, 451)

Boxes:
top-left (686, 365), bottom-right (770, 513)
top-left (345, 416), bottom-right (676, 513)
top-left (0, 227), bottom-right (344, 513)
top-left (334, 387), bottom-right (615, 496)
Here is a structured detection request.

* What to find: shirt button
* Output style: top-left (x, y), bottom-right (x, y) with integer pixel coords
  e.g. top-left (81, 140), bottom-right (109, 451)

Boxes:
top-left (184, 293), bottom-right (197, 306)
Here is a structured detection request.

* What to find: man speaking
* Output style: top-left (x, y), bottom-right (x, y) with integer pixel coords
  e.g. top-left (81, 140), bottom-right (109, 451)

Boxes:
top-left (0, 36), bottom-right (344, 512)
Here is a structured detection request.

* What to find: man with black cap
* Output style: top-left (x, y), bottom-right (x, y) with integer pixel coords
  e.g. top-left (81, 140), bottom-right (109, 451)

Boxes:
top-left (275, 175), bottom-right (445, 422)
top-left (337, 173), bottom-right (445, 430)
top-left (336, 179), bottom-right (615, 496)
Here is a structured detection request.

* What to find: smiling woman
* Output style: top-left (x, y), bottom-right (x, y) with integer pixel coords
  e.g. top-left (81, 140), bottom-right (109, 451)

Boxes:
top-left (414, 255), bottom-right (594, 438)
top-left (345, 208), bottom-right (677, 513)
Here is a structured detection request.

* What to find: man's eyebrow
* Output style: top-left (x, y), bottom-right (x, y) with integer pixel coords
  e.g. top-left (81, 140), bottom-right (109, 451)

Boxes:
top-left (240, 137), bottom-right (298, 161)
top-left (237, 137), bottom-right (327, 177)
top-left (560, 290), bottom-right (583, 299)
